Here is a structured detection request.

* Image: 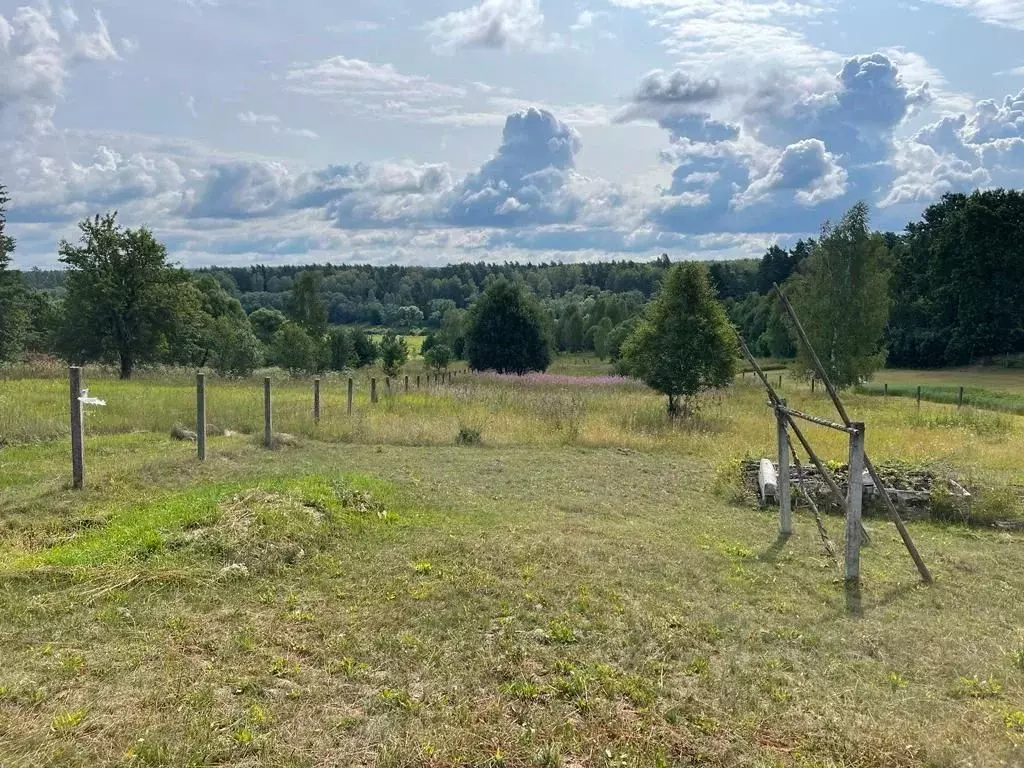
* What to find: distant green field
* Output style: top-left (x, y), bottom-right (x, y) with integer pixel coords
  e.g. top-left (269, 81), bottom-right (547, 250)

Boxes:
top-left (368, 333), bottom-right (427, 356)
top-left (858, 368), bottom-right (1024, 414)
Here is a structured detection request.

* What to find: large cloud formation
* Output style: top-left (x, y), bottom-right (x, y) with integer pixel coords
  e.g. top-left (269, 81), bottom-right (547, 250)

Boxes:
top-left (883, 87), bottom-right (1024, 206)
top-left (0, 3), bottom-right (119, 135)
top-left (614, 52), bottom-right (932, 234)
top-left (446, 107), bottom-right (583, 226)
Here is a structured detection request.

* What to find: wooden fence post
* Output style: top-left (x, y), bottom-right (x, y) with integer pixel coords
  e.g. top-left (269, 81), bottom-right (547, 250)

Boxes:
top-left (958, 386), bottom-right (964, 408)
top-left (371, 378), bottom-right (378, 404)
top-left (405, 375), bottom-right (409, 393)
top-left (313, 378), bottom-right (321, 425)
top-left (263, 377), bottom-right (273, 448)
top-left (811, 378), bottom-right (816, 393)
top-left (846, 423), bottom-right (866, 582)
top-left (196, 373), bottom-right (206, 461)
top-left (884, 383), bottom-right (888, 398)
top-left (777, 399), bottom-right (792, 536)
top-left (69, 366), bottom-right (84, 490)
top-left (347, 378), bottom-right (354, 415)
top-left (917, 386), bottom-right (921, 410)
top-left (778, 374), bottom-right (783, 388)
top-left (416, 375), bottom-right (421, 390)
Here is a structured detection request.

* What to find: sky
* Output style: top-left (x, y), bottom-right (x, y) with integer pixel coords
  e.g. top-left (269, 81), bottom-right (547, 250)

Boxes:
top-left (2, 0), bottom-right (1024, 268)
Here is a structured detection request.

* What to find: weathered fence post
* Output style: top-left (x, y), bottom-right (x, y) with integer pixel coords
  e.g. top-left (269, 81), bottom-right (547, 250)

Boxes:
top-left (371, 378), bottom-right (378, 404)
top-left (313, 377), bottom-right (321, 425)
top-left (778, 374), bottom-right (783, 388)
top-left (884, 383), bottom-right (888, 398)
top-left (917, 386), bottom-right (921, 410)
top-left (263, 377), bottom-right (273, 448)
top-left (416, 375), bottom-right (421, 390)
top-left (958, 386), bottom-right (964, 409)
top-left (196, 373), bottom-right (207, 461)
top-left (405, 375), bottom-right (409, 393)
top-left (811, 378), bottom-right (816, 393)
top-left (347, 377), bottom-right (354, 415)
top-left (69, 366), bottom-right (84, 490)
top-left (777, 399), bottom-right (792, 536)
top-left (846, 422), bottom-right (866, 582)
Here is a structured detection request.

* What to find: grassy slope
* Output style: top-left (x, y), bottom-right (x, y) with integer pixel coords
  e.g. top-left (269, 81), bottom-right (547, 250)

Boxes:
top-left (1, 367), bottom-right (1023, 766)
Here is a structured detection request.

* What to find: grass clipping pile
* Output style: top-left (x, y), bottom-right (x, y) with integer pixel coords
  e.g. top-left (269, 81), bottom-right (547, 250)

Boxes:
top-left (169, 485), bottom-right (390, 575)
top-left (741, 458), bottom-right (1024, 529)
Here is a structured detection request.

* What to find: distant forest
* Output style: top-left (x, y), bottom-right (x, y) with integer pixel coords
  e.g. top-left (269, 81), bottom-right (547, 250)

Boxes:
top-left (17, 189), bottom-right (1024, 369)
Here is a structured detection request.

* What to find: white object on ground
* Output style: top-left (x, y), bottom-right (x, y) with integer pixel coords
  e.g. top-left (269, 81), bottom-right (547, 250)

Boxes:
top-left (759, 458), bottom-right (778, 502)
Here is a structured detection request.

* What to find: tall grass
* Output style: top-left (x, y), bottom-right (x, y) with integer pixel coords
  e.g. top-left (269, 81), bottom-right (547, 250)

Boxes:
top-left (5, 364), bottom-right (1024, 489)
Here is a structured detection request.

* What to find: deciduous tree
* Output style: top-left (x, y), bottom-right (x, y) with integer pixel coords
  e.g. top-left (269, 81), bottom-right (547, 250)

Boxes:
top-left (57, 214), bottom-right (197, 379)
top-left (788, 202), bottom-right (890, 386)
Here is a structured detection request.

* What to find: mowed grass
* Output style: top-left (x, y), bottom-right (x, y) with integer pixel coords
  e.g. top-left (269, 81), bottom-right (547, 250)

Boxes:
top-left (0, 363), bottom-right (1023, 766)
top-left (857, 367), bottom-right (1024, 414)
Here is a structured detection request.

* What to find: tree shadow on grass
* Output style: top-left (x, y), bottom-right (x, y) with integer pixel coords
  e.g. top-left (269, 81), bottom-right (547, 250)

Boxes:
top-left (757, 532), bottom-right (792, 563)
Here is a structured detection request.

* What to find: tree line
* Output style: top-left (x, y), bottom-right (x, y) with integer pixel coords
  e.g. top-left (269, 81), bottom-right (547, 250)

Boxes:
top-left (3, 182), bottom-right (1024, 383)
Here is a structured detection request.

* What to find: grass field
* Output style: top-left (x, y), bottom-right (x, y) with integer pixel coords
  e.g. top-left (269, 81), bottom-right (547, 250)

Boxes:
top-left (1, 361), bottom-right (1023, 766)
top-left (857, 368), bottom-right (1024, 414)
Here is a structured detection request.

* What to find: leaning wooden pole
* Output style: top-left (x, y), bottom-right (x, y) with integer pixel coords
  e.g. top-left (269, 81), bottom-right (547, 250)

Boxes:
top-left (737, 335), bottom-right (849, 512)
top-left (772, 284), bottom-right (933, 584)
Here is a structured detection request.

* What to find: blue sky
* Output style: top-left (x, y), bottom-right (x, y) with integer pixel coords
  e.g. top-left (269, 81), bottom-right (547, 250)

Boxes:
top-left (2, 0), bottom-right (1024, 268)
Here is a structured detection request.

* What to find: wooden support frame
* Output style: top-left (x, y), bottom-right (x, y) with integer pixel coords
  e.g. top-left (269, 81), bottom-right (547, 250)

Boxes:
top-left (773, 284), bottom-right (933, 584)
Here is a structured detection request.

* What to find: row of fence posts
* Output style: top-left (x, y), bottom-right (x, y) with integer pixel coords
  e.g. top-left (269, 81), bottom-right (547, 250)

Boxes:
top-left (67, 366), bottom-right (467, 489)
top-left (743, 371), bottom-right (968, 410)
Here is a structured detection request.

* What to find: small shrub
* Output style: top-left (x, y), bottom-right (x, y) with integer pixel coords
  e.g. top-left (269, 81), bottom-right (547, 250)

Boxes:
top-left (499, 678), bottom-right (541, 700)
top-left (951, 674), bottom-right (1002, 699)
top-left (456, 425), bottom-right (482, 445)
top-left (50, 707), bottom-right (87, 732)
top-left (544, 618), bottom-right (578, 644)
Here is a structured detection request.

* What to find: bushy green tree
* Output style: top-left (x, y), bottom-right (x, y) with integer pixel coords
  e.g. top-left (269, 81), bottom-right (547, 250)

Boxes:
top-left (0, 184), bottom-right (29, 363)
top-left (194, 276), bottom-right (261, 376)
top-left (287, 271), bottom-right (327, 339)
top-left (327, 327), bottom-right (353, 371)
top-left (465, 279), bottom-right (551, 374)
top-left (349, 327), bottom-right (378, 368)
top-left (621, 263), bottom-right (738, 416)
top-left (379, 331), bottom-right (409, 377)
top-left (789, 202), bottom-right (890, 386)
top-left (57, 214), bottom-right (198, 379)
top-left (424, 343), bottom-right (452, 372)
top-left (271, 322), bottom-right (318, 375)
top-left (249, 307), bottom-right (286, 346)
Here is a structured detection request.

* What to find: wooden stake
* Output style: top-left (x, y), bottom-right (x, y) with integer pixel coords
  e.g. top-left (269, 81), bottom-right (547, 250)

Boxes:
top-left (405, 375), bottom-right (409, 393)
top-left (313, 378), bottom-right (321, 425)
top-left (846, 423), bottom-right (866, 582)
top-left (371, 378), bottom-right (378, 404)
top-left (263, 377), bottom-right (273, 448)
top-left (69, 366), bottom-right (84, 490)
top-left (416, 375), bottom-right (421, 389)
top-left (884, 383), bottom-right (888, 398)
top-left (777, 398), bottom-right (792, 536)
top-left (347, 378), bottom-right (354, 415)
top-left (917, 385), bottom-right (921, 409)
top-left (196, 373), bottom-right (206, 461)
top-left (958, 386), bottom-right (964, 409)
top-left (772, 284), bottom-right (932, 583)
